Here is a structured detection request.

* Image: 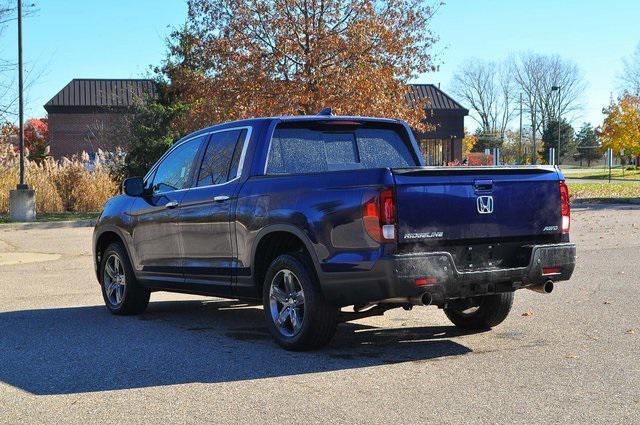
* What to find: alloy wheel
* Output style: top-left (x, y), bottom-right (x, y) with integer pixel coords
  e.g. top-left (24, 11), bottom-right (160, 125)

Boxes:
top-left (269, 269), bottom-right (305, 337)
top-left (103, 253), bottom-right (126, 307)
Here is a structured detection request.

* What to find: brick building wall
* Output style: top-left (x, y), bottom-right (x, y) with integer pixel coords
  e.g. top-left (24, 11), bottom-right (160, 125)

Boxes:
top-left (48, 111), bottom-right (130, 159)
top-left (44, 79), bottom-right (158, 159)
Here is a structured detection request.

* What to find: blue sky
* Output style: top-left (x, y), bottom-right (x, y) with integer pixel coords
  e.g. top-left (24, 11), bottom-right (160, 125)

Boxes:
top-left (2, 0), bottom-right (639, 129)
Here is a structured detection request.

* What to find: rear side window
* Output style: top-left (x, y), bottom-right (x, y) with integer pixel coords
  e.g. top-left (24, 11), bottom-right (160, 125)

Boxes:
top-left (196, 129), bottom-right (247, 186)
top-left (266, 123), bottom-right (417, 174)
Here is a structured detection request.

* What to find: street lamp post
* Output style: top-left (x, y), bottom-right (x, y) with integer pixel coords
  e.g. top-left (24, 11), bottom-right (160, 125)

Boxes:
top-left (17, 0), bottom-right (27, 189)
top-left (551, 85), bottom-right (561, 165)
top-left (9, 0), bottom-right (36, 221)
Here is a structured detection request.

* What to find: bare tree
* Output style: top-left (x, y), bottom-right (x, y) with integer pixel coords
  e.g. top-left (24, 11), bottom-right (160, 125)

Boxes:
top-left (450, 59), bottom-right (515, 140)
top-left (621, 42), bottom-right (640, 95)
top-left (510, 53), bottom-right (543, 161)
top-left (536, 55), bottom-right (584, 130)
top-left (0, 1), bottom-right (38, 121)
top-left (509, 53), bottom-right (584, 162)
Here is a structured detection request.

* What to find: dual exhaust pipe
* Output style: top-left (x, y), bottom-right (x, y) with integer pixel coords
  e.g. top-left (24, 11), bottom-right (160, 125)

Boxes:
top-left (375, 281), bottom-right (552, 311)
top-left (527, 280), bottom-right (554, 294)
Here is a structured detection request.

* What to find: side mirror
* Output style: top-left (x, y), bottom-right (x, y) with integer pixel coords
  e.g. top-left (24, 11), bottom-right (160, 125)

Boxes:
top-left (122, 177), bottom-right (145, 197)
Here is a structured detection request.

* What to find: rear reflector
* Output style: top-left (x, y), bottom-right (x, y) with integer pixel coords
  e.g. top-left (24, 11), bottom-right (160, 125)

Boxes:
top-left (382, 224), bottom-right (395, 240)
top-left (542, 267), bottom-right (562, 275)
top-left (415, 277), bottom-right (437, 286)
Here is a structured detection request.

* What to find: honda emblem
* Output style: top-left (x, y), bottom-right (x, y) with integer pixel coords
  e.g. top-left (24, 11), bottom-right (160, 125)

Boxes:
top-left (477, 196), bottom-right (494, 214)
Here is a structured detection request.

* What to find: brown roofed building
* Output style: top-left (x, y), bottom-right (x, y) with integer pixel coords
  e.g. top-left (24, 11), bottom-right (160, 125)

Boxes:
top-left (408, 84), bottom-right (469, 165)
top-left (43, 79), bottom-right (467, 164)
top-left (44, 79), bottom-right (157, 158)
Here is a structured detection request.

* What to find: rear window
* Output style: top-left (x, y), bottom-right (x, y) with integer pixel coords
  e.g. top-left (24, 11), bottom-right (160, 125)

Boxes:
top-left (265, 122), bottom-right (418, 175)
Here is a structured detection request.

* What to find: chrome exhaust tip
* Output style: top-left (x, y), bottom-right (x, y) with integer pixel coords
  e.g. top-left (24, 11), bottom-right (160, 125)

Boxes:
top-left (528, 280), bottom-right (554, 294)
top-left (377, 292), bottom-right (433, 306)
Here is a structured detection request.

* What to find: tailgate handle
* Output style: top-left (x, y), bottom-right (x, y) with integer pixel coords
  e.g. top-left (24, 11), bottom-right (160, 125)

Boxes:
top-left (474, 179), bottom-right (493, 191)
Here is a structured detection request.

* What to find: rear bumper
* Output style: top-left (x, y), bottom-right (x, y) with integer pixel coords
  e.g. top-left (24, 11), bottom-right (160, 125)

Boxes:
top-left (320, 243), bottom-right (576, 307)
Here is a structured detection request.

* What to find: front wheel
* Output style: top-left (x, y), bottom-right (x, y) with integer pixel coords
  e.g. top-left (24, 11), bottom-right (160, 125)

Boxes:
top-left (99, 242), bottom-right (150, 315)
top-left (444, 292), bottom-right (514, 330)
top-left (263, 254), bottom-right (338, 351)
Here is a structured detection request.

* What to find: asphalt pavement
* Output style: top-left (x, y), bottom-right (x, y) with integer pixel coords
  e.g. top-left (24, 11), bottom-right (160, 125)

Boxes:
top-left (0, 204), bottom-right (638, 424)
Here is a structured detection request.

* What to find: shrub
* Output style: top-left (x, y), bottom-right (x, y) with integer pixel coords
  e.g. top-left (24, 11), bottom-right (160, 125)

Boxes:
top-left (0, 144), bottom-right (118, 214)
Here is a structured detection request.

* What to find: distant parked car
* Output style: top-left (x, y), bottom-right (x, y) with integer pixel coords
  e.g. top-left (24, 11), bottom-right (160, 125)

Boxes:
top-left (93, 112), bottom-right (576, 350)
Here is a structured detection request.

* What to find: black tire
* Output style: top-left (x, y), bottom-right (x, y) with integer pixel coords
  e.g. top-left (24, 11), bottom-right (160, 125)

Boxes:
top-left (99, 242), bottom-right (150, 315)
top-left (444, 292), bottom-right (514, 330)
top-left (262, 253), bottom-right (338, 351)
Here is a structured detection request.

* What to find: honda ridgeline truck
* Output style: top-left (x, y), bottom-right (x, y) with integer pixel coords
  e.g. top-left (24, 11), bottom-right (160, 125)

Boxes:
top-left (93, 113), bottom-right (576, 350)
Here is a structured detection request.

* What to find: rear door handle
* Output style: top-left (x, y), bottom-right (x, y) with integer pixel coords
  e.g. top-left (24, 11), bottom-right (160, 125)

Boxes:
top-left (213, 195), bottom-right (230, 202)
top-left (165, 201), bottom-right (179, 209)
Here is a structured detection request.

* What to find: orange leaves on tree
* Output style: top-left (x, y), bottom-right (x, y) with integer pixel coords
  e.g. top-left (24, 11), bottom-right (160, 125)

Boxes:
top-left (161, 0), bottom-right (440, 133)
top-left (24, 118), bottom-right (49, 151)
top-left (599, 94), bottom-right (640, 156)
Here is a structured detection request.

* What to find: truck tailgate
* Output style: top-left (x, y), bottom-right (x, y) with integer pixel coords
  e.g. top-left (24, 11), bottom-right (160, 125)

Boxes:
top-left (392, 167), bottom-right (562, 243)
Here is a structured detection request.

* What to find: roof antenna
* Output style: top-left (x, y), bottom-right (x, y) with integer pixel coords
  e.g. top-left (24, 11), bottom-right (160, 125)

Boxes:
top-left (317, 107), bottom-right (333, 116)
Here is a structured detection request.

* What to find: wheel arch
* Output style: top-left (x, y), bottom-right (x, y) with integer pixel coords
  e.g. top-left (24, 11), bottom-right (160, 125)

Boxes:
top-left (94, 227), bottom-right (132, 280)
top-left (251, 225), bottom-right (322, 294)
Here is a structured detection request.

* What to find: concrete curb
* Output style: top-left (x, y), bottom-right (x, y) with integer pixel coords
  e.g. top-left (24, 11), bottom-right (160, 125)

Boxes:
top-left (572, 198), bottom-right (640, 205)
top-left (0, 219), bottom-right (97, 230)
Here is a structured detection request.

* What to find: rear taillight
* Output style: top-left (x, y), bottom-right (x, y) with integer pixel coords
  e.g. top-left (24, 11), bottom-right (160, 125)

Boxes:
top-left (363, 188), bottom-right (396, 243)
top-left (559, 181), bottom-right (570, 234)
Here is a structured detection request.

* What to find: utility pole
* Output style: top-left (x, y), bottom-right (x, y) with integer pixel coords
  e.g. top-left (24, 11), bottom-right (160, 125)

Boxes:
top-left (9, 0), bottom-right (36, 221)
top-left (519, 93), bottom-right (523, 164)
top-left (552, 85), bottom-right (561, 165)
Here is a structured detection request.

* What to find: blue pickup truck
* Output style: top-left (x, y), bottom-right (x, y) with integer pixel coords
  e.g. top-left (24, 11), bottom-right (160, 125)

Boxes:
top-left (93, 113), bottom-right (576, 350)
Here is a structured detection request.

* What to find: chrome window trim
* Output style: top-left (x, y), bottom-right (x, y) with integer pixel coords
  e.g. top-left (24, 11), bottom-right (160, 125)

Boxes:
top-left (144, 126), bottom-right (253, 191)
top-left (262, 121), bottom-right (278, 175)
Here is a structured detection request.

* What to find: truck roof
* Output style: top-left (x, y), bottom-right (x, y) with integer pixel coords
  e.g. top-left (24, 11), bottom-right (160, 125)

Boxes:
top-left (176, 115), bottom-right (404, 144)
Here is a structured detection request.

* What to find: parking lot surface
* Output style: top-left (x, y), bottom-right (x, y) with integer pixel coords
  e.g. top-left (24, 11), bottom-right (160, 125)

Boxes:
top-left (0, 204), bottom-right (638, 424)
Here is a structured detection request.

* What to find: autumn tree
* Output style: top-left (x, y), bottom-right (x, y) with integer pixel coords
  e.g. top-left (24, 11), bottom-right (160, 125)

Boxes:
top-left (461, 129), bottom-right (477, 155)
top-left (499, 129), bottom-right (523, 165)
top-left (23, 117), bottom-right (49, 161)
top-left (0, 117), bottom-right (48, 161)
top-left (599, 94), bottom-right (640, 159)
top-left (159, 0), bottom-right (441, 133)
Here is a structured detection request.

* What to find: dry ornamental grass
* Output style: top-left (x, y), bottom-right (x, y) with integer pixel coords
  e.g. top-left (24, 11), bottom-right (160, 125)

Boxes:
top-left (0, 145), bottom-right (118, 214)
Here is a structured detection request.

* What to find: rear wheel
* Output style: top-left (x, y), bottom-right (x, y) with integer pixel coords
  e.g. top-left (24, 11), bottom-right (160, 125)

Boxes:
top-left (444, 292), bottom-right (514, 330)
top-left (263, 254), bottom-right (338, 350)
top-left (100, 242), bottom-right (150, 315)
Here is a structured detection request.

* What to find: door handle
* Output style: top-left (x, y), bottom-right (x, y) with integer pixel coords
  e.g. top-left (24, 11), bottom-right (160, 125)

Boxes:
top-left (213, 195), bottom-right (230, 202)
top-left (165, 201), bottom-right (179, 209)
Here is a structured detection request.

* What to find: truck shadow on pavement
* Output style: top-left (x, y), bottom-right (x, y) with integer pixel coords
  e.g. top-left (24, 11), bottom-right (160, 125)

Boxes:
top-left (0, 300), bottom-right (472, 395)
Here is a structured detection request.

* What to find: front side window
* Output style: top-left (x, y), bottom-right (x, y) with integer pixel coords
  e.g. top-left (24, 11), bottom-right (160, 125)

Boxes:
top-left (151, 137), bottom-right (203, 194)
top-left (196, 129), bottom-right (246, 186)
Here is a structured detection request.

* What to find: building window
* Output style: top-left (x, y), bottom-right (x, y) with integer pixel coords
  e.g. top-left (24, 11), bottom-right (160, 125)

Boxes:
top-left (419, 138), bottom-right (453, 165)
